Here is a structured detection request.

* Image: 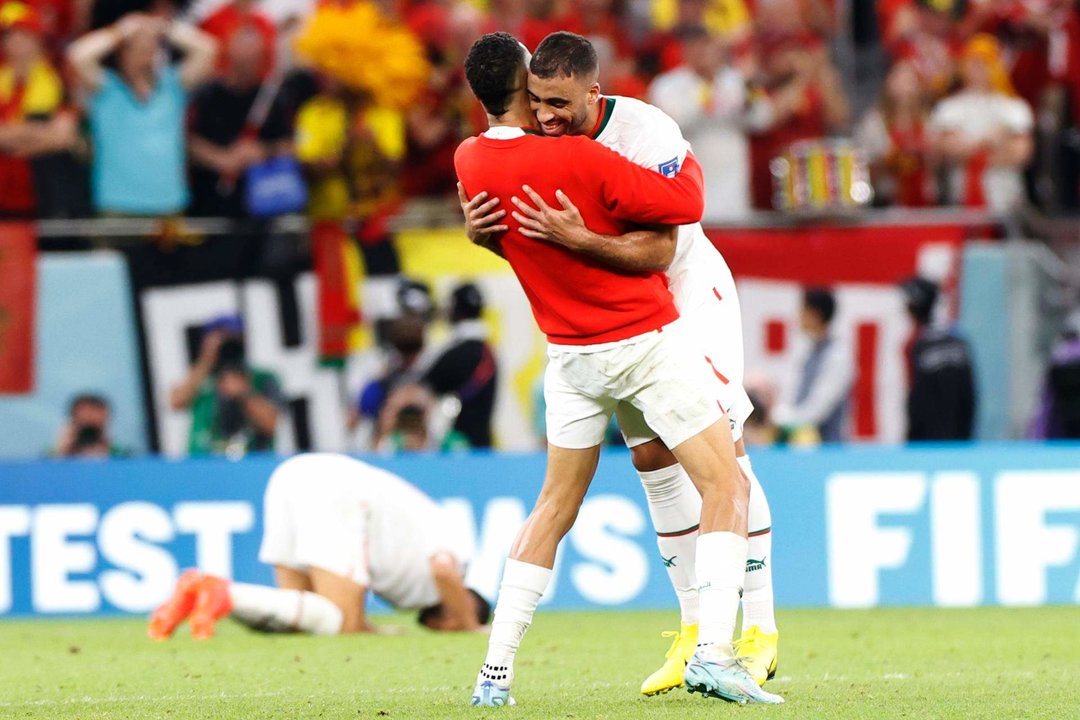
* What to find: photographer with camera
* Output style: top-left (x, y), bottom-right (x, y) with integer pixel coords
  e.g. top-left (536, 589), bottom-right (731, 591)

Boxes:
top-left (52, 394), bottom-right (129, 459)
top-left (169, 316), bottom-right (282, 457)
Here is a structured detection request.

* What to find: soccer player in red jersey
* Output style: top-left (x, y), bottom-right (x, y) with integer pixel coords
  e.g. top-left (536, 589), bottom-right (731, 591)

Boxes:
top-left (456, 33), bottom-right (783, 707)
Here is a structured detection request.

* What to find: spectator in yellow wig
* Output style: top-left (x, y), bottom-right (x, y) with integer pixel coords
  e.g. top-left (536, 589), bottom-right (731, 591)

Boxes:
top-left (929, 34), bottom-right (1034, 210)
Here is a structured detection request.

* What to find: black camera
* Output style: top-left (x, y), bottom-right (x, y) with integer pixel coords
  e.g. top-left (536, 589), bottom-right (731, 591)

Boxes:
top-left (73, 424), bottom-right (104, 449)
top-left (214, 337), bottom-right (247, 374)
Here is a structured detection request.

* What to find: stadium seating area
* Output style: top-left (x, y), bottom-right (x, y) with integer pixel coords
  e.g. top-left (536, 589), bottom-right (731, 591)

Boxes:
top-left (1, 0), bottom-right (1079, 221)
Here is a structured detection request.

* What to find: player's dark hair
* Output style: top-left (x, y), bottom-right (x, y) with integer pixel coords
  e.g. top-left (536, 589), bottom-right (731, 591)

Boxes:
top-left (803, 287), bottom-right (837, 325)
top-left (464, 32), bottom-right (527, 117)
top-left (417, 589), bottom-right (492, 629)
top-left (530, 31), bottom-right (598, 80)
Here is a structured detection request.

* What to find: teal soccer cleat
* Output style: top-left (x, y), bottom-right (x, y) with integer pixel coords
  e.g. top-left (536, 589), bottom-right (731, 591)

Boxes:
top-left (470, 667), bottom-right (516, 707)
top-left (684, 647), bottom-right (785, 705)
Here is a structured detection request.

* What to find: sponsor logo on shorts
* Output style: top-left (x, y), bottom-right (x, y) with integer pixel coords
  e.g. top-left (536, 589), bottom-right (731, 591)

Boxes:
top-left (658, 157), bottom-right (680, 178)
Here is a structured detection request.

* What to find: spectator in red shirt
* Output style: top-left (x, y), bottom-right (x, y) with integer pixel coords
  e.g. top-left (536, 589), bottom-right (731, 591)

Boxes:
top-left (0, 2), bottom-right (77, 217)
top-left (555, 0), bottom-right (640, 93)
top-left (200, 0), bottom-right (277, 77)
top-left (486, 0), bottom-right (558, 51)
top-left (745, 32), bottom-right (850, 209)
top-left (855, 57), bottom-right (934, 206)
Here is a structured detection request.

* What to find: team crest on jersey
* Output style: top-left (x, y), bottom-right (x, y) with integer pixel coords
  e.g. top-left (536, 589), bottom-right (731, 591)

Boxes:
top-left (658, 157), bottom-right (680, 178)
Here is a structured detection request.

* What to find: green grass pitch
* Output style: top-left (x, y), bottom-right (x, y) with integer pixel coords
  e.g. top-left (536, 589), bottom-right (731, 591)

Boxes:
top-left (1, 606), bottom-right (1077, 719)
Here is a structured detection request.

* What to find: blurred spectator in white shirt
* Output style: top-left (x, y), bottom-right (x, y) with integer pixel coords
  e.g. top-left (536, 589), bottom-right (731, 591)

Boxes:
top-left (648, 25), bottom-right (751, 222)
top-left (773, 287), bottom-right (854, 444)
top-left (929, 33), bottom-right (1034, 211)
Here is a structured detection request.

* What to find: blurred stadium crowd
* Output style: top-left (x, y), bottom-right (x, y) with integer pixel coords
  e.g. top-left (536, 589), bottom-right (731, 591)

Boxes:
top-left (4, 0), bottom-right (1080, 459)
top-left (1, 0), bottom-right (1079, 222)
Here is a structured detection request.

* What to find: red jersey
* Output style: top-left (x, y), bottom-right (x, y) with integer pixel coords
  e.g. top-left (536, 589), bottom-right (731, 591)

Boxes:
top-left (454, 128), bottom-right (704, 345)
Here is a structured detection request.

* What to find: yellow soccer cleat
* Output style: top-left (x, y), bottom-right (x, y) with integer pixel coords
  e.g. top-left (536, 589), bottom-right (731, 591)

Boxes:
top-left (640, 623), bottom-right (698, 696)
top-left (734, 626), bottom-right (779, 687)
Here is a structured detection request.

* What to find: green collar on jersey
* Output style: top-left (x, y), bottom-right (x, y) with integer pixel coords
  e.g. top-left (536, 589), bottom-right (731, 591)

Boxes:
top-left (589, 96), bottom-right (617, 140)
top-left (521, 128), bottom-right (544, 136)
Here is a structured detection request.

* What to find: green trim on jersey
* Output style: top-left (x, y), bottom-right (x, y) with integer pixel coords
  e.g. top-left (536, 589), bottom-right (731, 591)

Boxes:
top-left (590, 96), bottom-right (617, 140)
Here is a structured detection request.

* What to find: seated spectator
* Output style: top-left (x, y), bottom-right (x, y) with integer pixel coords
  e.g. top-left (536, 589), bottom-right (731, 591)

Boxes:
top-left (0, 2), bottom-right (78, 218)
top-left (375, 382), bottom-right (470, 453)
top-left (649, 25), bottom-right (752, 221)
top-left (187, 24), bottom-right (294, 217)
top-left (198, 0), bottom-right (277, 77)
top-left (929, 34), bottom-right (1034, 211)
top-left (351, 279), bottom-right (437, 439)
top-left (773, 287), bottom-right (854, 444)
top-left (421, 282), bottom-right (497, 448)
top-left (746, 32), bottom-right (850, 209)
top-left (855, 58), bottom-right (933, 207)
top-left (67, 13), bottom-right (216, 216)
top-left (900, 276), bottom-right (976, 441)
top-left (51, 393), bottom-right (130, 459)
top-left (1030, 308), bottom-right (1080, 440)
top-left (169, 315), bottom-right (283, 457)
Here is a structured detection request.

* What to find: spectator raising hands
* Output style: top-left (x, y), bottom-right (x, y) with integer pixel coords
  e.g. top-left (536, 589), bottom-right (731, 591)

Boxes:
top-left (67, 13), bottom-right (217, 216)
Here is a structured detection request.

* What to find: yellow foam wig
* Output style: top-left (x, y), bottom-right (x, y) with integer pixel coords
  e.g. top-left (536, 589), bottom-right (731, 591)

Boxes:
top-left (294, 2), bottom-right (430, 110)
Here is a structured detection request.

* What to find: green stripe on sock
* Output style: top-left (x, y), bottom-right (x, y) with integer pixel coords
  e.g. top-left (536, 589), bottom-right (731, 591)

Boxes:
top-left (656, 524), bottom-right (700, 538)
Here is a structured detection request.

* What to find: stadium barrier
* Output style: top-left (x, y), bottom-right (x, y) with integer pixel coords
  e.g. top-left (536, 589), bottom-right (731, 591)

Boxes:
top-left (1, 443), bottom-right (1078, 619)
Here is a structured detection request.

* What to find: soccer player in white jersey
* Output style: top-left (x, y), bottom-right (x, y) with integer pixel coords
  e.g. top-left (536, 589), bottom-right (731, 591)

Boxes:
top-left (460, 31), bottom-right (779, 694)
top-left (148, 453), bottom-right (490, 639)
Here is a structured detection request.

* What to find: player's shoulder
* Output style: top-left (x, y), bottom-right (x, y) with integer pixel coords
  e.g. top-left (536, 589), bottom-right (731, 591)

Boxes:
top-left (453, 134), bottom-right (485, 170)
top-left (608, 95), bottom-right (681, 132)
top-left (455, 134), bottom-right (480, 156)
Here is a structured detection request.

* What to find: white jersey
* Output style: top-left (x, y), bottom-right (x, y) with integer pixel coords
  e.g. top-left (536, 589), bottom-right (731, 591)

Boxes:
top-left (590, 96), bottom-right (752, 433)
top-left (593, 96), bottom-right (738, 314)
top-left (259, 453), bottom-right (469, 610)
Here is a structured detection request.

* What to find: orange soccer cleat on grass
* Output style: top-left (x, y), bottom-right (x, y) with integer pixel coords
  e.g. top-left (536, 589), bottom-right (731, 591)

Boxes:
top-left (189, 574), bottom-right (233, 640)
top-left (148, 569), bottom-right (204, 641)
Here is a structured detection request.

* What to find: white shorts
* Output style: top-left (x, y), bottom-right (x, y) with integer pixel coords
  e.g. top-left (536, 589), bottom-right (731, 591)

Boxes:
top-left (544, 320), bottom-right (733, 450)
top-left (618, 281), bottom-right (754, 447)
top-left (258, 458), bottom-right (373, 587)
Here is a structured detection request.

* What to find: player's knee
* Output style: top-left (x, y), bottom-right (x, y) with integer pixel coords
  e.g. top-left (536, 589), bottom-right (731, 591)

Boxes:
top-left (629, 439), bottom-right (676, 472)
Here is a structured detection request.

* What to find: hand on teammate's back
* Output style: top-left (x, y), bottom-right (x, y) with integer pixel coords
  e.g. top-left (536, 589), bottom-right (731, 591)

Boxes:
top-left (458, 183), bottom-right (507, 257)
top-left (510, 185), bottom-right (588, 250)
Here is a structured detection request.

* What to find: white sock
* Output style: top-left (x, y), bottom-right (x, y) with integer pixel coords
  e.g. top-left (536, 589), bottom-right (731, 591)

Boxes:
top-left (482, 559), bottom-right (552, 683)
top-left (695, 531), bottom-right (747, 655)
top-left (739, 456), bottom-right (778, 634)
top-left (228, 582), bottom-right (343, 635)
top-left (639, 463), bottom-right (702, 625)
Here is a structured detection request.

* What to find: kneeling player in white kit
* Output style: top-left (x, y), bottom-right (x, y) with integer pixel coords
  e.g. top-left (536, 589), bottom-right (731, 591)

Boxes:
top-left (148, 453), bottom-right (489, 640)
top-left (460, 31), bottom-right (779, 694)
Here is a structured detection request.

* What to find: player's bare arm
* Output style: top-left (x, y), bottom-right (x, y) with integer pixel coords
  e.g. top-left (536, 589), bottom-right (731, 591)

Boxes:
top-left (510, 185), bottom-right (677, 272)
top-left (457, 182), bottom-right (507, 258)
top-left (308, 567), bottom-right (379, 634)
top-left (429, 552), bottom-right (484, 632)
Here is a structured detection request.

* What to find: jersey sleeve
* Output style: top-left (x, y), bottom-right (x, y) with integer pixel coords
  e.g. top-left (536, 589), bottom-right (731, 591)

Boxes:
top-left (575, 137), bottom-right (704, 225)
top-left (613, 98), bottom-right (692, 176)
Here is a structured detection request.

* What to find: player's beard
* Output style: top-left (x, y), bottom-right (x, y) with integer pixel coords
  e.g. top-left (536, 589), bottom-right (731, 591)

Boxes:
top-left (541, 107), bottom-right (588, 137)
